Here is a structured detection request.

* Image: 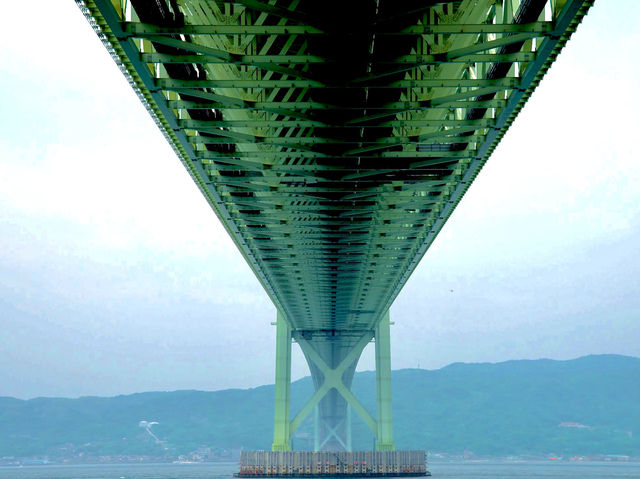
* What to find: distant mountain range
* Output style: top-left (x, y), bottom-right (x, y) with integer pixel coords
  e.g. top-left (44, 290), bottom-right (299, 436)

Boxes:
top-left (1, 354), bottom-right (638, 458)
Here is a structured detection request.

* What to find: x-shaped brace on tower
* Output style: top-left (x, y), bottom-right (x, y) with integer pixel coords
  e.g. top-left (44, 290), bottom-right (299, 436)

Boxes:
top-left (272, 311), bottom-right (394, 451)
top-left (315, 406), bottom-right (352, 451)
top-left (293, 331), bottom-right (376, 434)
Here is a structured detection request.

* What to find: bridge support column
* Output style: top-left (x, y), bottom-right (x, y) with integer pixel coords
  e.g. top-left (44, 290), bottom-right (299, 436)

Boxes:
top-left (346, 404), bottom-right (352, 451)
top-left (375, 310), bottom-right (395, 451)
top-left (272, 310), bottom-right (291, 451)
top-left (314, 406), bottom-right (320, 451)
top-left (271, 311), bottom-right (395, 451)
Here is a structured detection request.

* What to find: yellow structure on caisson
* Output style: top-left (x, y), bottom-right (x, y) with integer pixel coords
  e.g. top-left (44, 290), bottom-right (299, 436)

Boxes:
top-left (77, 0), bottom-right (593, 455)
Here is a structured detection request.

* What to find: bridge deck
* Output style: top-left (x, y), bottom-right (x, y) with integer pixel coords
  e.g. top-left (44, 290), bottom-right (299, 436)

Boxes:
top-left (77, 0), bottom-right (593, 332)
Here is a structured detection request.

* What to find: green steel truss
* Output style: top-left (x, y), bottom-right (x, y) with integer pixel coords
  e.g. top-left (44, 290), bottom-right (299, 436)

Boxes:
top-left (77, 0), bottom-right (593, 451)
top-left (78, 0), bottom-right (592, 333)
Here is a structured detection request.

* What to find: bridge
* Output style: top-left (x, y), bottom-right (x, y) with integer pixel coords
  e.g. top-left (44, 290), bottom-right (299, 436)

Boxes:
top-left (77, 0), bottom-right (593, 453)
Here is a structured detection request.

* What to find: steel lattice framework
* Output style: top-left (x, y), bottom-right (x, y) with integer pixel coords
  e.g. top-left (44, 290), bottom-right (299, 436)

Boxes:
top-left (78, 0), bottom-right (593, 452)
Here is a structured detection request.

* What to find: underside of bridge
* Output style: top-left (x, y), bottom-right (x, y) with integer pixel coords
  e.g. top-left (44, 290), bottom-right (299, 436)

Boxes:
top-left (79, 0), bottom-right (592, 452)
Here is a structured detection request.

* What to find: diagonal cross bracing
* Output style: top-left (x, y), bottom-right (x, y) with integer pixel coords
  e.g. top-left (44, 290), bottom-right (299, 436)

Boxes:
top-left (78, 0), bottom-right (594, 452)
top-left (293, 331), bottom-right (376, 435)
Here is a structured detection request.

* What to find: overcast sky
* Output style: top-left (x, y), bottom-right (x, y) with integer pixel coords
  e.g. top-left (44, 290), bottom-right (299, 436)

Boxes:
top-left (0, 1), bottom-right (638, 399)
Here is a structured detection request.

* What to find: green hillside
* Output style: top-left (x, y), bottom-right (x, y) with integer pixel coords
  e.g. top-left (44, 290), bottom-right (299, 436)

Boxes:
top-left (1, 355), bottom-right (638, 458)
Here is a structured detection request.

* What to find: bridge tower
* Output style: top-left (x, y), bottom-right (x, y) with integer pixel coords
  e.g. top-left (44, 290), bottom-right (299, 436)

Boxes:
top-left (272, 311), bottom-right (394, 452)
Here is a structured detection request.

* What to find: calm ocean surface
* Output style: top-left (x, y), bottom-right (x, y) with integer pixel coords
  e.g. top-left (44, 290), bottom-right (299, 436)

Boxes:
top-left (0, 462), bottom-right (639, 479)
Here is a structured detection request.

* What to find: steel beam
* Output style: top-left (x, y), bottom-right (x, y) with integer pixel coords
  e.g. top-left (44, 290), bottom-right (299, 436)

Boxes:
top-left (375, 311), bottom-right (395, 451)
top-left (125, 21), bottom-right (553, 36)
top-left (272, 311), bottom-right (292, 451)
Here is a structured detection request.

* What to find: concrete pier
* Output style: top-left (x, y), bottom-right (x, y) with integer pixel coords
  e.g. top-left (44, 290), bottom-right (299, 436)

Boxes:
top-left (236, 450), bottom-right (430, 477)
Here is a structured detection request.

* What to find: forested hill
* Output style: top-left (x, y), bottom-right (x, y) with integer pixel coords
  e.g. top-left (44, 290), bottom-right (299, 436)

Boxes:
top-left (1, 354), bottom-right (638, 458)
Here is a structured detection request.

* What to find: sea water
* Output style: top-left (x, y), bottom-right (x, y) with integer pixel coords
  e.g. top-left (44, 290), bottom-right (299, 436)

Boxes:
top-left (0, 462), bottom-right (639, 479)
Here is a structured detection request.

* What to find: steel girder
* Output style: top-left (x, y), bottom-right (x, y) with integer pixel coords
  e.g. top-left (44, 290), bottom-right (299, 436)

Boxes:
top-left (76, 0), bottom-right (593, 336)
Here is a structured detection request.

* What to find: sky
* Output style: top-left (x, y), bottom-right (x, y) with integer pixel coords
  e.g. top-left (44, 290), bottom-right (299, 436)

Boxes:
top-left (0, 1), bottom-right (638, 399)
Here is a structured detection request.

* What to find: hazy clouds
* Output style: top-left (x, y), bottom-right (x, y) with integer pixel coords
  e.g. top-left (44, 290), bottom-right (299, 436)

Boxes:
top-left (0, 1), bottom-right (638, 398)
